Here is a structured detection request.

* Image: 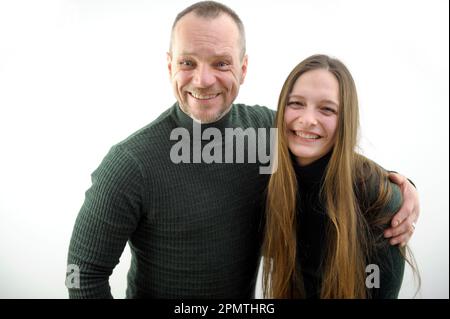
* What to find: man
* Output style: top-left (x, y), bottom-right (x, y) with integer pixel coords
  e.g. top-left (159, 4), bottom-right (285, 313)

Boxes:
top-left (66, 1), bottom-right (419, 298)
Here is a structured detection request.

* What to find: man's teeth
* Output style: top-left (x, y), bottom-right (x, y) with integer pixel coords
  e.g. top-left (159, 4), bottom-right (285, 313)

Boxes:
top-left (190, 92), bottom-right (218, 100)
top-left (295, 131), bottom-right (320, 139)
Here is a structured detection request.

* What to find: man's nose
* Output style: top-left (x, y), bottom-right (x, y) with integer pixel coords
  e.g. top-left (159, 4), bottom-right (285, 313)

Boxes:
top-left (193, 65), bottom-right (215, 88)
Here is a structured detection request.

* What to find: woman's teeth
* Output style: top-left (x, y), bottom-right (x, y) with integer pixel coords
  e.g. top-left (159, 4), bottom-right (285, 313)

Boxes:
top-left (294, 131), bottom-right (321, 139)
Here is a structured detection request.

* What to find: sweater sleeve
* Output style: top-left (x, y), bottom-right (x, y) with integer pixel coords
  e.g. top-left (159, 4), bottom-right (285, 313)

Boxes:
top-left (66, 145), bottom-right (144, 298)
top-left (368, 183), bottom-right (406, 299)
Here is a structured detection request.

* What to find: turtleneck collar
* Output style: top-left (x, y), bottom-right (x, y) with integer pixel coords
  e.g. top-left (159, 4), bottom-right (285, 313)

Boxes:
top-left (171, 102), bottom-right (234, 132)
top-left (292, 151), bottom-right (332, 190)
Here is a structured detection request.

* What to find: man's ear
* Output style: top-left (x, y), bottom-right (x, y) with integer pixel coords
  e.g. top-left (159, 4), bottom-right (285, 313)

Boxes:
top-left (167, 52), bottom-right (173, 78)
top-left (240, 54), bottom-right (248, 85)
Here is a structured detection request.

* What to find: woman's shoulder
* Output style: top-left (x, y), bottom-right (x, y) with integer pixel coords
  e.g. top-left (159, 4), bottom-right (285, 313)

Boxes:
top-left (383, 181), bottom-right (402, 215)
top-left (354, 155), bottom-right (403, 221)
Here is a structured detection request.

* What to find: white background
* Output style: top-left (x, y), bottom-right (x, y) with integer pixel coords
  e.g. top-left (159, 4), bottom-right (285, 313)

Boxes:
top-left (0, 0), bottom-right (448, 299)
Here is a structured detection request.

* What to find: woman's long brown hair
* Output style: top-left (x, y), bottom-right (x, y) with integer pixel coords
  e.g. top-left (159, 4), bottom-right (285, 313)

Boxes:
top-left (262, 54), bottom-right (419, 298)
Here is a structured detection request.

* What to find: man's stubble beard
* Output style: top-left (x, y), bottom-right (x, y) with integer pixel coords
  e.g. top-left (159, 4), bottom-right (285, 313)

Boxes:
top-left (179, 101), bottom-right (233, 124)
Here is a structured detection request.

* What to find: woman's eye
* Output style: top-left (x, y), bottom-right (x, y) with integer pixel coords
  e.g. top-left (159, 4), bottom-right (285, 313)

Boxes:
top-left (287, 101), bottom-right (304, 107)
top-left (322, 107), bottom-right (337, 114)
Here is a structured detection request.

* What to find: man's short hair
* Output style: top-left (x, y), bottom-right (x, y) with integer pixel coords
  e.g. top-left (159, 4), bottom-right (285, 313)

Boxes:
top-left (169, 1), bottom-right (246, 59)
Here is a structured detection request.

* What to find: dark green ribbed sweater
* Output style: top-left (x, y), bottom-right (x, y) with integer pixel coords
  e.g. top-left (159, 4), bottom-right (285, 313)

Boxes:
top-left (67, 103), bottom-right (275, 298)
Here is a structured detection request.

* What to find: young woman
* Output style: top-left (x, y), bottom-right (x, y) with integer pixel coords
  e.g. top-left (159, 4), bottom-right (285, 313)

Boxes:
top-left (262, 54), bottom-right (418, 298)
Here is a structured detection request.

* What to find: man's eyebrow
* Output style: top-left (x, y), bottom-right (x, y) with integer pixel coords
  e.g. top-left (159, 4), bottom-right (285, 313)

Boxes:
top-left (177, 53), bottom-right (233, 60)
top-left (214, 54), bottom-right (233, 60)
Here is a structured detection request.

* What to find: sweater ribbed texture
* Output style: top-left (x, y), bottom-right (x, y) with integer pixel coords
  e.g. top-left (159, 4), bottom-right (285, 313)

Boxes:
top-left (67, 103), bottom-right (275, 298)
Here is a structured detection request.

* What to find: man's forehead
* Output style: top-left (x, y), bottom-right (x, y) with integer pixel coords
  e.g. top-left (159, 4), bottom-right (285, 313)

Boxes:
top-left (173, 21), bottom-right (240, 56)
top-left (176, 11), bottom-right (237, 27)
top-left (174, 13), bottom-right (239, 38)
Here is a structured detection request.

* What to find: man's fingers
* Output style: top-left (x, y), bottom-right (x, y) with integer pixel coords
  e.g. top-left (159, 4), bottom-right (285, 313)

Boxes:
top-left (391, 201), bottom-right (414, 227)
top-left (385, 171), bottom-right (419, 247)
top-left (388, 172), bottom-right (411, 227)
top-left (388, 172), bottom-right (407, 186)
top-left (384, 214), bottom-right (416, 238)
top-left (389, 231), bottom-right (412, 246)
top-left (388, 215), bottom-right (415, 246)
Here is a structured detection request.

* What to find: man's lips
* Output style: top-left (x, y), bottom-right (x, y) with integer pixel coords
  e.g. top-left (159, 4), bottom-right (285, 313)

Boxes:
top-left (188, 92), bottom-right (220, 100)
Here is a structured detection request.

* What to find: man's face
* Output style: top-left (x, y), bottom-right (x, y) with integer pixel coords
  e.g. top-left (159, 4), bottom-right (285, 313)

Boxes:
top-left (168, 13), bottom-right (248, 123)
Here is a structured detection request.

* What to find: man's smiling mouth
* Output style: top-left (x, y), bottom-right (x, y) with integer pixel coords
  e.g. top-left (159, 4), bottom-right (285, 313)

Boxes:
top-left (189, 92), bottom-right (220, 100)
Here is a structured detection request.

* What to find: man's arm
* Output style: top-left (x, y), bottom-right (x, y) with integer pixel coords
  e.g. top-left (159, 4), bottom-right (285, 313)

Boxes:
top-left (66, 145), bottom-right (144, 298)
top-left (383, 173), bottom-right (420, 247)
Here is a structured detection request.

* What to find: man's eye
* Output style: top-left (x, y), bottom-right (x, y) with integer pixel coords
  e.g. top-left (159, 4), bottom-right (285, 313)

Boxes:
top-left (216, 62), bottom-right (230, 69)
top-left (179, 61), bottom-right (193, 67)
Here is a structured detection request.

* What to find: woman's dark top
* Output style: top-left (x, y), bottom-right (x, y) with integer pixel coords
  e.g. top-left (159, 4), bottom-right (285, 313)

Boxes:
top-left (293, 152), bottom-right (405, 298)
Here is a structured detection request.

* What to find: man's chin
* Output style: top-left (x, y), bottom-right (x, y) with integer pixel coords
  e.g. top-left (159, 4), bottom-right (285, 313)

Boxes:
top-left (179, 102), bottom-right (232, 124)
top-left (191, 108), bottom-right (230, 124)
top-left (191, 112), bottom-right (222, 124)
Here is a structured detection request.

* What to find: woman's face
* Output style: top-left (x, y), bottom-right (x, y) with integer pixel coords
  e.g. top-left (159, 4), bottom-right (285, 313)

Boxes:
top-left (284, 69), bottom-right (340, 166)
